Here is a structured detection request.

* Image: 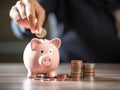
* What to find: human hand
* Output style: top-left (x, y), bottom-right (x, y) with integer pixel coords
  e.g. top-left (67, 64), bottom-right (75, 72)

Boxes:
top-left (9, 0), bottom-right (46, 33)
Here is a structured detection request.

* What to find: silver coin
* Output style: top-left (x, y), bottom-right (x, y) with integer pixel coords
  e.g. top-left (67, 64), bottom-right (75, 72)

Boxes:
top-left (35, 28), bottom-right (47, 38)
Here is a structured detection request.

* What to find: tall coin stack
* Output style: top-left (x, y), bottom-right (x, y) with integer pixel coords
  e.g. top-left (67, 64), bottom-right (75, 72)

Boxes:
top-left (70, 60), bottom-right (83, 81)
top-left (83, 63), bottom-right (95, 78)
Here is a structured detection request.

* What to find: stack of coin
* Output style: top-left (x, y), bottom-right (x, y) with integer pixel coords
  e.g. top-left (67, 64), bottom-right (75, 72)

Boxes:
top-left (57, 73), bottom-right (69, 81)
top-left (35, 27), bottom-right (47, 38)
top-left (70, 60), bottom-right (83, 80)
top-left (83, 63), bottom-right (95, 77)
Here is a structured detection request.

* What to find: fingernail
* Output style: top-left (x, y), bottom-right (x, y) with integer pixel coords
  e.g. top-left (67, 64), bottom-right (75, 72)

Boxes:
top-left (35, 29), bottom-right (39, 33)
top-left (38, 27), bottom-right (42, 33)
top-left (31, 29), bottom-right (36, 33)
top-left (22, 15), bottom-right (27, 19)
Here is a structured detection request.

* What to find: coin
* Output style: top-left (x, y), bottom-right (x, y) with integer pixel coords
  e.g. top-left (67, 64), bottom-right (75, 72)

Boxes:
top-left (70, 60), bottom-right (83, 80)
top-left (84, 63), bottom-right (95, 69)
top-left (71, 60), bottom-right (83, 71)
top-left (35, 28), bottom-right (47, 38)
top-left (57, 73), bottom-right (69, 81)
top-left (83, 63), bottom-right (95, 78)
top-left (84, 69), bottom-right (95, 73)
top-left (71, 60), bottom-right (83, 64)
top-left (83, 76), bottom-right (95, 81)
top-left (50, 77), bottom-right (57, 81)
top-left (34, 77), bottom-right (57, 81)
top-left (70, 73), bottom-right (81, 78)
top-left (37, 74), bottom-right (45, 78)
top-left (83, 63), bottom-right (95, 73)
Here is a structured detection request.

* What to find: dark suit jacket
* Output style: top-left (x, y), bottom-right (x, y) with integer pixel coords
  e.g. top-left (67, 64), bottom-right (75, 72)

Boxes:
top-left (39, 0), bottom-right (120, 62)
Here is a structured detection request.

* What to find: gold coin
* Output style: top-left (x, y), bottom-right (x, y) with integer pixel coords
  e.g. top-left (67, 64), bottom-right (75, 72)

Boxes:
top-left (57, 73), bottom-right (69, 81)
top-left (70, 73), bottom-right (82, 78)
top-left (35, 28), bottom-right (47, 38)
top-left (84, 63), bottom-right (95, 68)
top-left (71, 60), bottom-right (83, 64)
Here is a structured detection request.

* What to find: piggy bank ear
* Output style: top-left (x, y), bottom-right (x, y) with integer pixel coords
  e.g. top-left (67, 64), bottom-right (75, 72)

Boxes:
top-left (31, 38), bottom-right (41, 50)
top-left (50, 38), bottom-right (61, 49)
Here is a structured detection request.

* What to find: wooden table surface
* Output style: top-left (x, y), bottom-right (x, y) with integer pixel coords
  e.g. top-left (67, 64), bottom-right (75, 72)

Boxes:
top-left (0, 63), bottom-right (120, 90)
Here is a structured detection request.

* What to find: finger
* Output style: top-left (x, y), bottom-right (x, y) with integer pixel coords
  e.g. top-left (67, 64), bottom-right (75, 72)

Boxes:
top-left (17, 18), bottom-right (30, 29)
top-left (25, 3), bottom-right (36, 30)
top-left (16, 1), bottom-right (26, 19)
top-left (9, 5), bottom-right (21, 22)
top-left (36, 4), bottom-right (46, 30)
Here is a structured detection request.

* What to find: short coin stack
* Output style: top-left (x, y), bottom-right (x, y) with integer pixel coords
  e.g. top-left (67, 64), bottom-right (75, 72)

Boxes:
top-left (57, 73), bottom-right (69, 81)
top-left (70, 60), bottom-right (83, 81)
top-left (83, 63), bottom-right (95, 78)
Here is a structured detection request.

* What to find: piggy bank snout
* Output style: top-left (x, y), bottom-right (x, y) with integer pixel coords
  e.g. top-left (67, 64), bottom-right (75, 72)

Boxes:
top-left (41, 56), bottom-right (53, 66)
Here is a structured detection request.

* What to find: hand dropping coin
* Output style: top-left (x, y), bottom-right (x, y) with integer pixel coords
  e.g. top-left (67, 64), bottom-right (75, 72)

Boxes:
top-left (35, 28), bottom-right (47, 38)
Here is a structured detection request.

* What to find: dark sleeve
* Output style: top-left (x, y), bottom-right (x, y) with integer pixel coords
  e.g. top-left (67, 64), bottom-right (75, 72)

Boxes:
top-left (106, 0), bottom-right (120, 12)
top-left (38, 0), bottom-right (65, 23)
top-left (37, 0), bottom-right (57, 15)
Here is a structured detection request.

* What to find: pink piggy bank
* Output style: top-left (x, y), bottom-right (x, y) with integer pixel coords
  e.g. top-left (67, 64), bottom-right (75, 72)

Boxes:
top-left (23, 38), bottom-right (61, 78)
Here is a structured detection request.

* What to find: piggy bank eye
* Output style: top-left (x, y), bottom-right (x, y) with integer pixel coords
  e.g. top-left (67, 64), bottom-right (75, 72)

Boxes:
top-left (49, 49), bottom-right (53, 54)
top-left (41, 50), bottom-right (44, 53)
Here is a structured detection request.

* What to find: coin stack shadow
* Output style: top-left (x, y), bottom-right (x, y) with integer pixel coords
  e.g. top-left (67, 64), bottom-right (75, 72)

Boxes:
top-left (70, 60), bottom-right (83, 81)
top-left (83, 63), bottom-right (95, 78)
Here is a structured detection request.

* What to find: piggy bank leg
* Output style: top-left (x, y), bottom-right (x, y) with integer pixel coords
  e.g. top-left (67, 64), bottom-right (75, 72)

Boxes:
top-left (48, 71), bottom-right (57, 77)
top-left (27, 71), bottom-right (36, 78)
